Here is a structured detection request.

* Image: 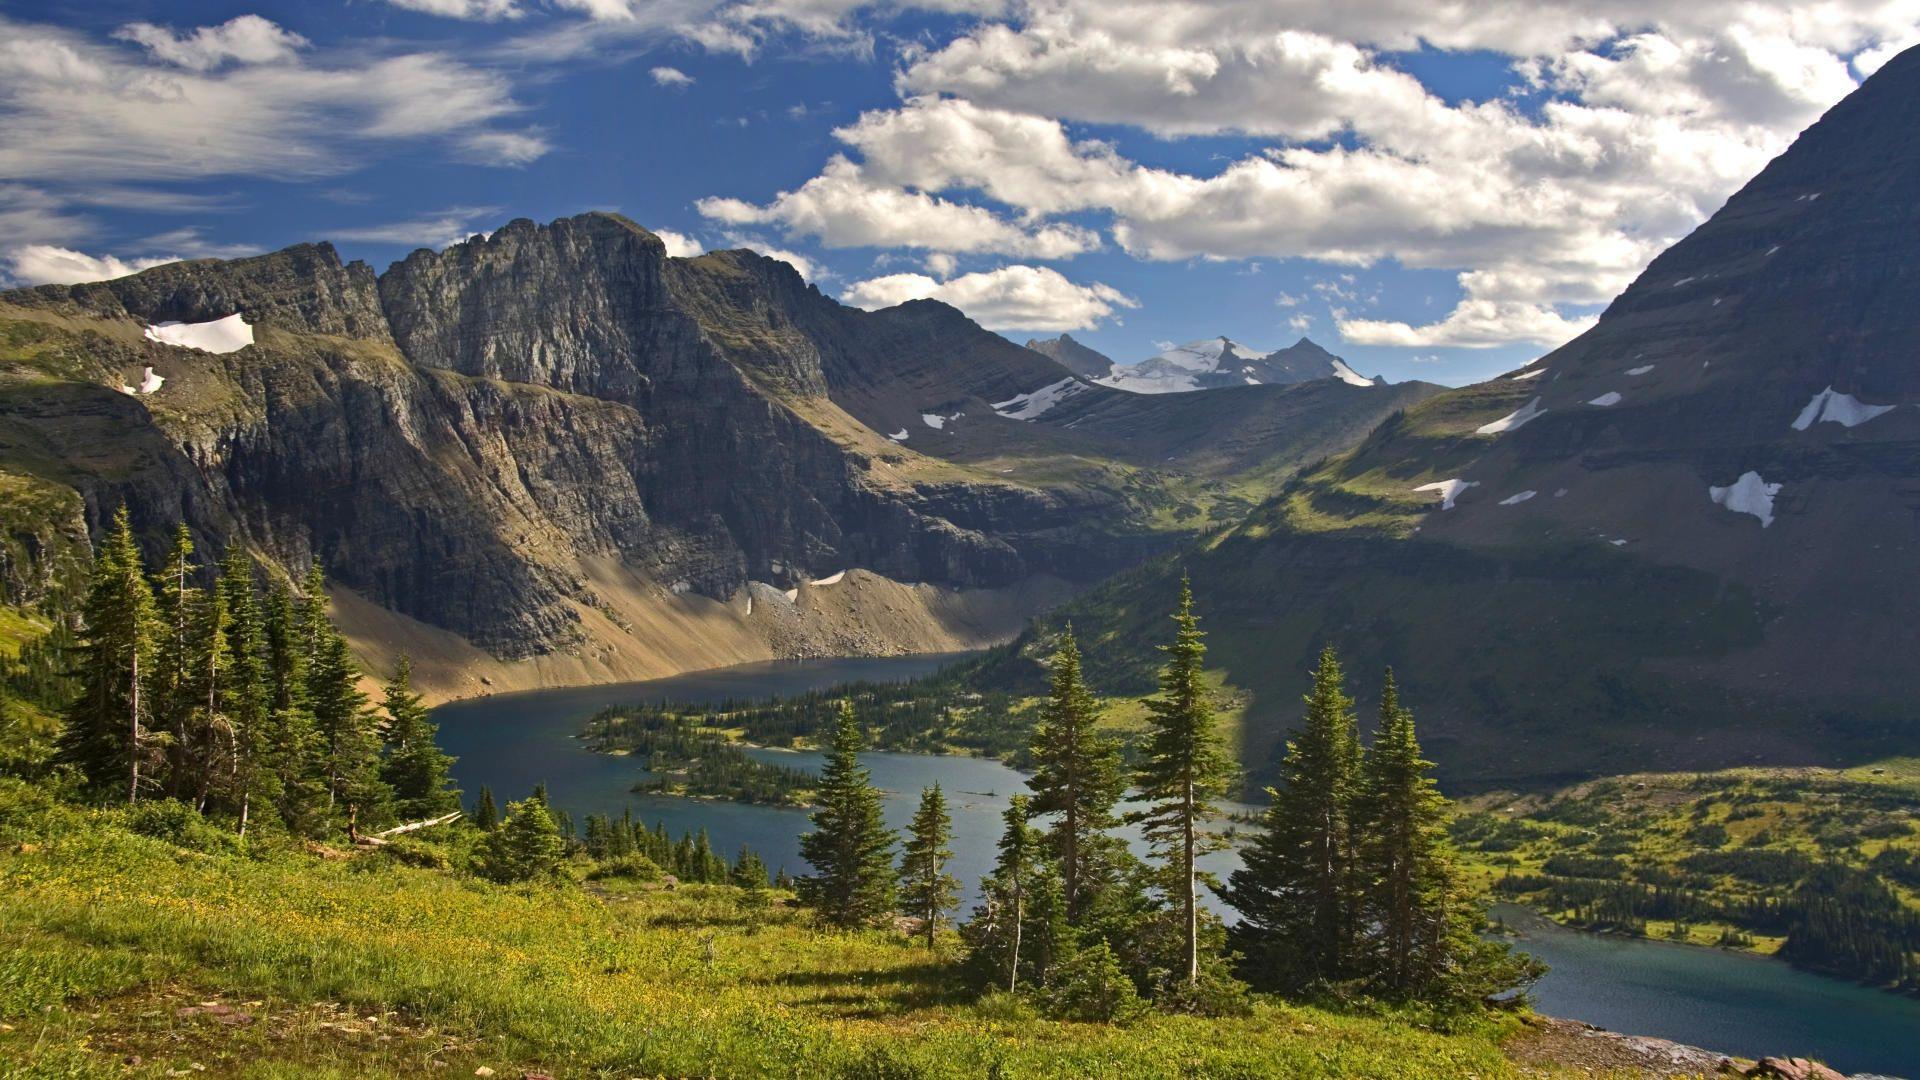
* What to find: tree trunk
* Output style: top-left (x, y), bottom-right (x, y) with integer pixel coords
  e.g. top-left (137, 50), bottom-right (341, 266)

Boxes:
top-left (1008, 877), bottom-right (1024, 993)
top-left (128, 649), bottom-right (141, 805)
top-left (1184, 776), bottom-right (1198, 986)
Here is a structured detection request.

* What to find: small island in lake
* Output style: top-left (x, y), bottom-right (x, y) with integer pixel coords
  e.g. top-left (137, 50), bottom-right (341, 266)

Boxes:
top-left (584, 705), bottom-right (820, 807)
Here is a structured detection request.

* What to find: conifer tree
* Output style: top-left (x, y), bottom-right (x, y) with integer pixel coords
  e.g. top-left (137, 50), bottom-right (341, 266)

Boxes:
top-left (477, 790), bottom-right (566, 883)
top-left (261, 583), bottom-right (325, 833)
top-left (378, 655), bottom-right (459, 820)
top-left (1354, 669), bottom-right (1443, 994)
top-left (217, 548), bottom-right (274, 835)
top-left (1132, 578), bottom-right (1236, 986)
top-left (732, 845), bottom-right (770, 889)
top-left (899, 783), bottom-right (959, 947)
top-left (1224, 645), bottom-right (1362, 992)
top-left (302, 569), bottom-right (386, 824)
top-left (965, 793), bottom-right (1042, 991)
top-left (58, 508), bottom-right (160, 803)
top-left (180, 567), bottom-right (232, 813)
top-left (796, 701), bottom-right (896, 927)
top-left (1027, 625), bottom-right (1126, 920)
top-left (152, 523), bottom-right (200, 798)
top-left (473, 785), bottom-right (499, 831)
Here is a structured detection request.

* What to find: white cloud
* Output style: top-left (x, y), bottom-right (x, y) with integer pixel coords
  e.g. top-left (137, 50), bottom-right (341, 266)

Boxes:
top-left (327, 207), bottom-right (502, 249)
top-left (697, 154), bottom-right (1098, 257)
top-left (137, 227), bottom-right (260, 260)
top-left (650, 65), bottom-right (695, 86)
top-left (113, 15), bottom-right (308, 72)
top-left (751, 245), bottom-right (821, 281)
top-left (924, 252), bottom-right (957, 278)
top-left (385, 0), bottom-right (523, 19)
top-left (1338, 300), bottom-right (1597, 348)
top-left (460, 130), bottom-right (551, 165)
top-left (840, 264), bottom-right (1136, 331)
top-left (4, 245), bottom-right (178, 286)
top-left (654, 228), bottom-right (706, 256)
top-left (0, 15), bottom-right (539, 185)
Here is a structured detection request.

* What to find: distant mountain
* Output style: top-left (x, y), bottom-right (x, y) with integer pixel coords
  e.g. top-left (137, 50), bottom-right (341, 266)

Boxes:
top-left (1099, 335), bottom-right (1379, 393)
top-left (0, 213), bottom-right (1434, 700)
top-left (997, 45), bottom-right (1920, 788)
top-left (1024, 333), bottom-right (1114, 378)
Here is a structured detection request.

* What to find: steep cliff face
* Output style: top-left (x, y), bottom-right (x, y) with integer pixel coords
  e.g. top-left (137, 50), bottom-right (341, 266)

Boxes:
top-left (0, 211), bottom-right (1431, 692)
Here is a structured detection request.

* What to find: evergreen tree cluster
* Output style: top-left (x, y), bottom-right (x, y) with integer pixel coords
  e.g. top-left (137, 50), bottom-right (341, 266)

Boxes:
top-left (794, 581), bottom-right (1537, 1016)
top-left (572, 802), bottom-right (774, 887)
top-left (49, 510), bottom-right (459, 837)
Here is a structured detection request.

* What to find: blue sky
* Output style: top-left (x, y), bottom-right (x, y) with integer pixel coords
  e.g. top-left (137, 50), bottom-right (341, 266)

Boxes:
top-left (1, 1), bottom-right (1910, 386)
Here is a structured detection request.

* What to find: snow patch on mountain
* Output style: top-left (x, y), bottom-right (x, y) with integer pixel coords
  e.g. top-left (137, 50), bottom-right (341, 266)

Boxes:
top-left (1499, 490), bottom-right (1537, 505)
top-left (1589, 391), bottom-right (1622, 406)
top-left (1791, 386), bottom-right (1896, 430)
top-left (992, 377), bottom-right (1089, 420)
top-left (1477, 397), bottom-right (1546, 435)
top-left (1709, 472), bottom-right (1781, 527)
top-left (144, 313), bottom-right (252, 354)
top-left (1414, 478), bottom-right (1478, 510)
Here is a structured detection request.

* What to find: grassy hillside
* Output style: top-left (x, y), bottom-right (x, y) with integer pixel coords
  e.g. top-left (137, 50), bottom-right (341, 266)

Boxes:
top-left (0, 781), bottom-right (1554, 1080)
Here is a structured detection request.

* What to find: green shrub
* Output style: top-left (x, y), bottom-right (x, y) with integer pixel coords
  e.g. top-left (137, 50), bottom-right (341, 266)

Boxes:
top-left (1040, 942), bottom-right (1147, 1023)
top-left (122, 799), bottom-right (245, 856)
top-left (586, 852), bottom-right (662, 882)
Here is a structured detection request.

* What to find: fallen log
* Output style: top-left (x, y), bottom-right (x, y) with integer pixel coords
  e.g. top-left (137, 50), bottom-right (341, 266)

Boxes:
top-left (354, 811), bottom-right (463, 846)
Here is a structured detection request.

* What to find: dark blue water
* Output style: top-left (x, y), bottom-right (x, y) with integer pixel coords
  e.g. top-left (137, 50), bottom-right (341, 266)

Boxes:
top-left (1494, 905), bottom-right (1919, 1077)
top-left (432, 653), bottom-right (1247, 904)
top-left (434, 656), bottom-right (1918, 1075)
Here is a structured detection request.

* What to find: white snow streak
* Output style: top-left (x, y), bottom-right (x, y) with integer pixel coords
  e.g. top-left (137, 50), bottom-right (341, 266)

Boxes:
top-left (1499, 490), bottom-right (1537, 506)
top-left (1791, 387), bottom-right (1896, 431)
top-left (1709, 472), bottom-right (1782, 528)
top-left (992, 377), bottom-right (1089, 420)
top-left (1414, 478), bottom-right (1477, 510)
top-left (1588, 391), bottom-right (1622, 406)
top-left (1477, 396), bottom-right (1545, 435)
top-left (1626, 365), bottom-right (1655, 376)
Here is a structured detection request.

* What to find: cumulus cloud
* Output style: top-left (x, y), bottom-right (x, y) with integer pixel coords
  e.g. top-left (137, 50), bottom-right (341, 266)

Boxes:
top-left (841, 264), bottom-right (1136, 331)
top-left (4, 245), bottom-right (178, 286)
top-left (650, 65), bottom-right (695, 86)
top-left (654, 228), bottom-right (706, 257)
top-left (113, 15), bottom-right (308, 71)
top-left (697, 154), bottom-right (1099, 257)
top-left (460, 130), bottom-right (552, 165)
top-left (0, 15), bottom-right (539, 185)
top-left (695, 0), bottom-right (1919, 351)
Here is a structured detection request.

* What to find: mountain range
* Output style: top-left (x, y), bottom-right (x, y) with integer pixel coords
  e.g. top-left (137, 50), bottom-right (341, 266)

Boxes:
top-left (0, 216), bottom-right (1435, 701)
top-left (1005, 41), bottom-right (1920, 787)
top-left (1026, 333), bottom-right (1381, 394)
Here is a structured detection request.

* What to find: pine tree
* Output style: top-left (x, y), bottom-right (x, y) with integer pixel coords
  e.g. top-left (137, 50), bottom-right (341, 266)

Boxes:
top-left (796, 701), bottom-right (896, 927)
top-left (261, 583), bottom-right (325, 833)
top-left (378, 655), bottom-right (459, 820)
top-left (302, 569), bottom-right (386, 826)
top-left (732, 845), bottom-right (770, 889)
top-left (477, 791), bottom-right (566, 883)
top-left (1027, 625), bottom-right (1127, 920)
top-left (57, 508), bottom-right (160, 802)
top-left (899, 783), bottom-right (959, 947)
top-left (180, 566), bottom-right (232, 813)
top-left (1354, 669), bottom-right (1445, 994)
top-left (1131, 577), bottom-right (1236, 986)
top-left (152, 523), bottom-right (200, 799)
top-left (216, 548), bottom-right (274, 835)
top-left (1224, 645), bottom-right (1362, 992)
top-left (473, 785), bottom-right (499, 830)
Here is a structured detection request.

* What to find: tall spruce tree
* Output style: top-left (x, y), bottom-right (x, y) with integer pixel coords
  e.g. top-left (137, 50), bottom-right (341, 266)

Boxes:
top-left (262, 583), bottom-right (326, 833)
top-left (378, 655), bottom-right (459, 820)
top-left (152, 523), bottom-right (200, 799)
top-left (473, 785), bottom-right (499, 831)
top-left (301, 568), bottom-right (386, 824)
top-left (181, 565), bottom-right (232, 813)
top-left (58, 508), bottom-right (160, 803)
top-left (1132, 578), bottom-right (1236, 986)
top-left (899, 783), bottom-right (959, 947)
top-left (216, 548), bottom-right (275, 835)
top-left (1354, 669), bottom-right (1439, 994)
top-left (1224, 645), bottom-right (1363, 992)
top-left (967, 794), bottom-right (1039, 991)
top-left (796, 701), bottom-right (896, 927)
top-left (1027, 625), bottom-right (1127, 920)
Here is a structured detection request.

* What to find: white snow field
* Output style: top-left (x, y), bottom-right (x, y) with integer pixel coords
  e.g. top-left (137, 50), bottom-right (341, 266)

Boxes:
top-left (144, 313), bottom-right (253, 354)
top-left (1709, 472), bottom-right (1782, 527)
top-left (1791, 386), bottom-right (1896, 430)
top-left (991, 377), bottom-right (1089, 420)
top-left (1477, 397), bottom-right (1546, 435)
top-left (1414, 478), bottom-right (1478, 510)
